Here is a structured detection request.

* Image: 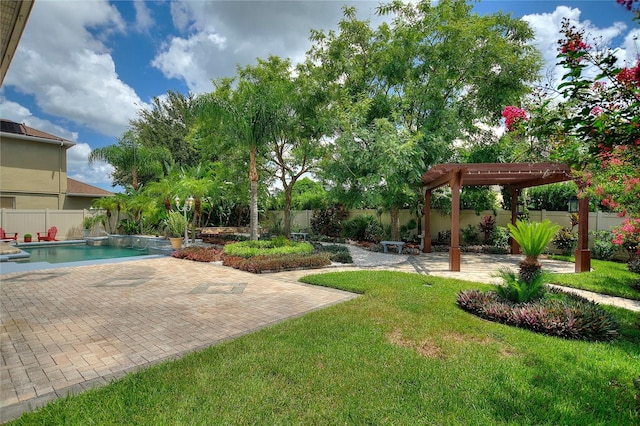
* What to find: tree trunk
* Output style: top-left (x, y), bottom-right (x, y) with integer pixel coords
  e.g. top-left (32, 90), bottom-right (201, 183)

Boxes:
top-left (283, 184), bottom-right (293, 237)
top-left (249, 145), bottom-right (259, 240)
top-left (390, 205), bottom-right (400, 241)
top-left (132, 167), bottom-right (139, 190)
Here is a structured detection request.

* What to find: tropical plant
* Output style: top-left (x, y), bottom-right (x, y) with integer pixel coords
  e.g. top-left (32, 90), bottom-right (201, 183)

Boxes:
top-left (508, 219), bottom-right (560, 283)
top-left (552, 227), bottom-right (578, 256)
top-left (494, 268), bottom-right (547, 303)
top-left (164, 211), bottom-right (187, 239)
top-left (88, 129), bottom-right (171, 190)
top-left (590, 231), bottom-right (617, 261)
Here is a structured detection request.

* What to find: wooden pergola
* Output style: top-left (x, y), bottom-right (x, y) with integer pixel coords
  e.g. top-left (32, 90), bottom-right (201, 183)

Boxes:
top-left (421, 162), bottom-right (591, 273)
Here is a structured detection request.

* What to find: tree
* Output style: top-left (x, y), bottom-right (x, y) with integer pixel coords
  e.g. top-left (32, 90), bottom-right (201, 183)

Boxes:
top-left (193, 68), bottom-right (283, 240)
top-left (89, 130), bottom-right (171, 190)
top-left (130, 90), bottom-right (198, 167)
top-left (308, 0), bottom-right (541, 238)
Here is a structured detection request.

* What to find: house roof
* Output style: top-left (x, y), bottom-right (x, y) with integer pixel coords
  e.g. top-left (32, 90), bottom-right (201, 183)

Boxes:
top-left (0, 0), bottom-right (34, 86)
top-left (0, 118), bottom-right (76, 147)
top-left (421, 162), bottom-right (574, 191)
top-left (67, 178), bottom-right (113, 198)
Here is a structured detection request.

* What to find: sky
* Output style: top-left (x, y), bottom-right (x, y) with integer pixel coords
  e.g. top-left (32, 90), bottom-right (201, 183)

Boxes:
top-left (1, 0), bottom-right (638, 192)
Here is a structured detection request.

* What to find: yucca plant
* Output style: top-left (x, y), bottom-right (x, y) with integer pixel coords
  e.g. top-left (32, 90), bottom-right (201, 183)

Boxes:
top-left (508, 219), bottom-right (560, 283)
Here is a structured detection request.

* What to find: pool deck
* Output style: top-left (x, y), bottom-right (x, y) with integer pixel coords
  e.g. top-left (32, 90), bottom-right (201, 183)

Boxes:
top-left (1, 247), bottom-right (639, 422)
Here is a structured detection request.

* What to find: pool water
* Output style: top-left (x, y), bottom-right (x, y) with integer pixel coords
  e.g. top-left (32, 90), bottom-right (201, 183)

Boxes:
top-left (19, 244), bottom-right (149, 264)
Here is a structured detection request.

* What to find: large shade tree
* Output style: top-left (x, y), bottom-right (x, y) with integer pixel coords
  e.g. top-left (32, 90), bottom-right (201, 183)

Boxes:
top-left (308, 0), bottom-right (541, 238)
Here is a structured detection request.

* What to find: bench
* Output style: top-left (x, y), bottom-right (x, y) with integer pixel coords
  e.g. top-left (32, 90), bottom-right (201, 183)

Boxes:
top-left (380, 241), bottom-right (405, 254)
top-left (290, 232), bottom-right (308, 242)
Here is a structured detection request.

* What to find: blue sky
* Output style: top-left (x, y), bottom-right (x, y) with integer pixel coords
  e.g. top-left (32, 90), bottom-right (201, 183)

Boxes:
top-left (1, 0), bottom-right (638, 191)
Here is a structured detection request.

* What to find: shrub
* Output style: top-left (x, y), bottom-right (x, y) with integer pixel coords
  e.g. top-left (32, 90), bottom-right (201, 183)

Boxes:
top-left (490, 226), bottom-right (510, 247)
top-left (552, 227), bottom-right (578, 255)
top-left (172, 246), bottom-right (223, 262)
top-left (456, 289), bottom-right (619, 341)
top-left (479, 215), bottom-right (495, 244)
top-left (590, 231), bottom-right (617, 261)
top-left (462, 224), bottom-right (481, 245)
top-left (365, 220), bottom-right (386, 243)
top-left (494, 268), bottom-right (546, 303)
top-left (223, 240), bottom-right (313, 258)
top-left (628, 257), bottom-right (640, 274)
top-left (222, 253), bottom-right (331, 273)
top-left (435, 230), bottom-right (451, 245)
top-left (314, 244), bottom-right (353, 264)
top-left (342, 216), bottom-right (373, 241)
top-left (311, 205), bottom-right (348, 237)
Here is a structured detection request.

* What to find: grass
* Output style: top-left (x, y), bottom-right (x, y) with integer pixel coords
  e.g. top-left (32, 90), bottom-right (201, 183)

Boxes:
top-left (547, 256), bottom-right (640, 301)
top-left (10, 271), bottom-right (640, 425)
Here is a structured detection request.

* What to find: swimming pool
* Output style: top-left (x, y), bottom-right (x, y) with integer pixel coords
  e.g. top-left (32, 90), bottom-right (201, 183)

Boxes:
top-left (18, 244), bottom-right (150, 264)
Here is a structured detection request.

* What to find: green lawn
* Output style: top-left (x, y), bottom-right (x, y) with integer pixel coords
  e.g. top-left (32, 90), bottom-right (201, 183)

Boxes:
top-left (11, 271), bottom-right (639, 425)
top-left (548, 257), bottom-right (640, 300)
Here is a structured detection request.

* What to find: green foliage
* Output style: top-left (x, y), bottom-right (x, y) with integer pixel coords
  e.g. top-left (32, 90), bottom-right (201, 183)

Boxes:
top-left (118, 218), bottom-right (141, 235)
top-left (490, 226), bottom-right (510, 247)
top-left (460, 186), bottom-right (498, 215)
top-left (311, 205), bottom-right (348, 237)
top-left (494, 268), bottom-right (546, 303)
top-left (341, 215), bottom-right (385, 242)
top-left (590, 231), bottom-right (617, 261)
top-left (461, 224), bottom-right (481, 245)
top-left (552, 228), bottom-right (578, 255)
top-left (457, 288), bottom-right (619, 341)
top-left (508, 219), bottom-right (560, 259)
top-left (312, 244), bottom-right (353, 264)
top-left (527, 182), bottom-right (580, 211)
top-left (163, 211), bottom-right (187, 238)
top-left (223, 240), bottom-right (313, 259)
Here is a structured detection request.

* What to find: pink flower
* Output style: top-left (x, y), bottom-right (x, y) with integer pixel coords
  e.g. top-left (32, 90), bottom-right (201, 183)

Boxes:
top-left (590, 106), bottom-right (604, 116)
top-left (501, 106), bottom-right (528, 131)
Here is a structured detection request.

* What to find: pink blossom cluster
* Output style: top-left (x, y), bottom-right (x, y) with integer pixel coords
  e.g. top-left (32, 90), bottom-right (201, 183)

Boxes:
top-left (590, 106), bottom-right (604, 116)
top-left (501, 106), bottom-right (528, 131)
top-left (560, 39), bottom-right (590, 54)
top-left (612, 218), bottom-right (640, 257)
top-left (616, 63), bottom-right (640, 88)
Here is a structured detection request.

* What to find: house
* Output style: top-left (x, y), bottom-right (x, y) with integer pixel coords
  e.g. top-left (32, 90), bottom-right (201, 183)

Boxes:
top-left (0, 118), bottom-right (112, 210)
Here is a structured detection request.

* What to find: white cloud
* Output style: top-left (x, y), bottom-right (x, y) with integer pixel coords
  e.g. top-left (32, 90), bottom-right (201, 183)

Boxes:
top-left (153, 0), bottom-right (382, 93)
top-left (3, 0), bottom-right (149, 137)
top-left (522, 6), bottom-right (632, 89)
top-left (0, 98), bottom-right (78, 141)
top-left (67, 143), bottom-right (115, 188)
top-left (133, 0), bottom-right (154, 33)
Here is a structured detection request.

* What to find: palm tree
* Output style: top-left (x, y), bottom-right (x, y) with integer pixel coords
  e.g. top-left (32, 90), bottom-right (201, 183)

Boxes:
top-left (507, 219), bottom-right (560, 283)
top-left (89, 130), bottom-right (171, 190)
top-left (193, 70), bottom-right (282, 240)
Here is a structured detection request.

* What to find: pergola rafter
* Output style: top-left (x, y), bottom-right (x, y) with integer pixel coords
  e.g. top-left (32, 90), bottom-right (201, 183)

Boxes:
top-left (421, 162), bottom-right (591, 273)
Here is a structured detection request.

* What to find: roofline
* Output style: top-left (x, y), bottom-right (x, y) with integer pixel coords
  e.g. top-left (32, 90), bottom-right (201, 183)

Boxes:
top-left (66, 193), bottom-right (111, 198)
top-left (0, 131), bottom-right (76, 147)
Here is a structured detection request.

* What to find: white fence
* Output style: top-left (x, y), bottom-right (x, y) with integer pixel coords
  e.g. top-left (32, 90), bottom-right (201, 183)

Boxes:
top-left (265, 208), bottom-right (624, 242)
top-left (1, 208), bottom-right (625, 244)
top-left (0, 209), bottom-right (110, 241)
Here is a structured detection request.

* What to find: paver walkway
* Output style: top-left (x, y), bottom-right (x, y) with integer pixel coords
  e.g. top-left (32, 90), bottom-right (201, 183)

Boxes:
top-left (1, 247), bottom-right (638, 422)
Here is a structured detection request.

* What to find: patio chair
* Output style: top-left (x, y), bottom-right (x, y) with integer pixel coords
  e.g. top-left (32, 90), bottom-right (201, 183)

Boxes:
top-left (0, 227), bottom-right (18, 241)
top-left (37, 226), bottom-right (58, 242)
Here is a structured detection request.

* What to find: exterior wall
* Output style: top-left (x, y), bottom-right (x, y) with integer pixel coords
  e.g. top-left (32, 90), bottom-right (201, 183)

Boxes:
top-left (63, 196), bottom-right (98, 210)
top-left (0, 136), bottom-right (68, 209)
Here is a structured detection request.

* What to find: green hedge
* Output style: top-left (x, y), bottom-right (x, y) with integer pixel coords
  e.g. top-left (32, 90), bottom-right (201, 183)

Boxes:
top-left (223, 240), bottom-right (314, 259)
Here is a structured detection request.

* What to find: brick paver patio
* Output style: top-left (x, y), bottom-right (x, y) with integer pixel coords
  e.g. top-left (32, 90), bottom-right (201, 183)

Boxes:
top-left (1, 248), bottom-right (638, 422)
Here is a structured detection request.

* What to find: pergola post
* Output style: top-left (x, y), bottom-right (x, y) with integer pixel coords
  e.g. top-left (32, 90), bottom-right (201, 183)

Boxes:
top-left (575, 194), bottom-right (591, 272)
top-left (449, 172), bottom-right (461, 271)
top-left (423, 189), bottom-right (432, 253)
top-left (509, 187), bottom-right (520, 255)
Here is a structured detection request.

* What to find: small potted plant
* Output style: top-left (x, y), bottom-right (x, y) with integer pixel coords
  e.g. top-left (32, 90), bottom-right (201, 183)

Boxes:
top-left (82, 216), bottom-right (96, 237)
top-left (24, 233), bottom-right (32, 243)
top-left (164, 211), bottom-right (187, 249)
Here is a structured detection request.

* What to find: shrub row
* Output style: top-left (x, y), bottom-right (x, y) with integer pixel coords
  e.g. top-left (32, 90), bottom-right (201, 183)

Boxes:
top-left (222, 253), bottom-right (332, 273)
top-left (456, 289), bottom-right (619, 341)
top-left (172, 246), bottom-right (223, 262)
top-left (313, 243), bottom-right (353, 264)
top-left (431, 244), bottom-right (509, 254)
top-left (223, 239), bottom-right (314, 258)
